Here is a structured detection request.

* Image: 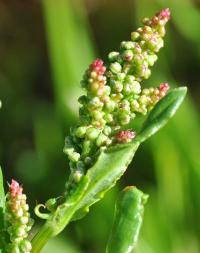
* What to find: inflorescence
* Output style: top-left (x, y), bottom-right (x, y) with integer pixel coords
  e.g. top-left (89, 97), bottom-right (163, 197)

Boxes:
top-left (64, 9), bottom-right (171, 190)
top-left (5, 180), bottom-right (33, 253)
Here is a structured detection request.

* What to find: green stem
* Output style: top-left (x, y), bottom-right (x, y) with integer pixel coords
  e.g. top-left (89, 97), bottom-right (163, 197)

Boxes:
top-left (31, 223), bottom-right (55, 253)
top-left (31, 177), bottom-right (89, 253)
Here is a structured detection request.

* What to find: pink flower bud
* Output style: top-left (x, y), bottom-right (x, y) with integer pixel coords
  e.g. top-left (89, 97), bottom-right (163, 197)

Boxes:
top-left (157, 8), bottom-right (171, 21)
top-left (10, 179), bottom-right (23, 198)
top-left (159, 83), bottom-right (170, 93)
top-left (115, 130), bottom-right (136, 143)
top-left (90, 58), bottom-right (106, 75)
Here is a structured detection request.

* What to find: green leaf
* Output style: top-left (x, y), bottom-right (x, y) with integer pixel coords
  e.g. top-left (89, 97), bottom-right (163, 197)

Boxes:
top-left (71, 141), bottom-right (140, 221)
top-left (106, 186), bottom-right (148, 253)
top-left (136, 87), bottom-right (187, 143)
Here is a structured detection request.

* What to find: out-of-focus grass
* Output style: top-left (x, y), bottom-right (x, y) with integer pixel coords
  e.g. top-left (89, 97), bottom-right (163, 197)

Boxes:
top-left (42, 0), bottom-right (95, 122)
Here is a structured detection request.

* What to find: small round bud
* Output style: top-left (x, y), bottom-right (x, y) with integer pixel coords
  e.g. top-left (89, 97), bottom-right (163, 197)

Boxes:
top-left (117, 73), bottom-right (126, 80)
top-left (110, 62), bottom-right (122, 74)
top-left (73, 170), bottom-right (84, 183)
top-left (20, 239), bottom-right (32, 252)
top-left (112, 81), bottom-right (123, 93)
top-left (118, 113), bottom-right (131, 125)
top-left (108, 51), bottom-right (119, 62)
top-left (147, 54), bottom-right (158, 66)
top-left (120, 41), bottom-right (135, 50)
top-left (45, 198), bottom-right (57, 211)
top-left (104, 113), bottom-right (113, 123)
top-left (122, 50), bottom-right (134, 61)
top-left (91, 110), bottom-right (104, 121)
top-left (75, 126), bottom-right (87, 138)
top-left (131, 32), bottom-right (140, 41)
top-left (131, 81), bottom-right (141, 94)
top-left (78, 95), bottom-right (88, 104)
top-left (103, 126), bottom-right (112, 136)
top-left (125, 75), bottom-right (135, 83)
top-left (96, 133), bottom-right (109, 147)
top-left (86, 127), bottom-right (100, 140)
top-left (69, 151), bottom-right (81, 163)
top-left (104, 100), bottom-right (116, 112)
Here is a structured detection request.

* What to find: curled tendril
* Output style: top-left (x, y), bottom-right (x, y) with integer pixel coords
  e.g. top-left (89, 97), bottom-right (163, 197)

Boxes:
top-left (34, 204), bottom-right (51, 220)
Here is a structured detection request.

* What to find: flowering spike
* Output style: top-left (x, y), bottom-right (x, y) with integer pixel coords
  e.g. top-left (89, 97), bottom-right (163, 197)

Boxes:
top-left (63, 9), bottom-right (171, 192)
top-left (5, 179), bottom-right (33, 253)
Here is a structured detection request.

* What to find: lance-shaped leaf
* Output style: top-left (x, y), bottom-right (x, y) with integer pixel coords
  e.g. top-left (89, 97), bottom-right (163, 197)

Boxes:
top-left (71, 141), bottom-right (140, 221)
top-left (136, 87), bottom-right (187, 143)
top-left (106, 186), bottom-right (148, 253)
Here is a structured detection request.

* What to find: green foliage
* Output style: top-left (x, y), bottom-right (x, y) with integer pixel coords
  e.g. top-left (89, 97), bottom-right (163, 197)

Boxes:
top-left (137, 87), bottom-right (187, 143)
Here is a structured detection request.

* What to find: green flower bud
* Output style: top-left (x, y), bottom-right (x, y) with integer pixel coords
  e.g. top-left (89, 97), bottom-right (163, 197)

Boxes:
top-left (91, 110), bottom-right (104, 121)
top-left (103, 126), bottom-right (112, 136)
top-left (73, 170), bottom-right (84, 183)
top-left (104, 113), bottom-right (113, 123)
top-left (96, 133), bottom-right (109, 147)
top-left (45, 198), bottom-right (57, 211)
top-left (108, 51), bottom-right (120, 62)
top-left (78, 95), bottom-right (88, 104)
top-left (131, 31), bottom-right (140, 41)
top-left (130, 100), bottom-right (140, 111)
top-left (110, 62), bottom-right (122, 73)
top-left (75, 126), bottom-right (87, 138)
top-left (119, 100), bottom-right (130, 112)
top-left (120, 41), bottom-right (135, 50)
top-left (111, 93), bottom-right (123, 103)
top-left (118, 113), bottom-right (131, 125)
top-left (139, 95), bottom-right (149, 104)
top-left (84, 156), bottom-right (93, 165)
top-left (122, 50), bottom-right (134, 61)
top-left (104, 99), bottom-right (116, 112)
top-left (143, 68), bottom-right (151, 79)
top-left (146, 54), bottom-right (158, 66)
top-left (125, 75), bottom-right (135, 83)
top-left (123, 83), bottom-right (132, 95)
top-left (131, 81), bottom-right (141, 94)
top-left (20, 239), bottom-right (32, 252)
top-left (82, 140), bottom-right (92, 156)
top-left (112, 80), bottom-right (123, 93)
top-left (117, 73), bottom-right (126, 80)
top-left (86, 127), bottom-right (100, 140)
top-left (9, 245), bottom-right (20, 253)
top-left (104, 85), bottom-right (111, 95)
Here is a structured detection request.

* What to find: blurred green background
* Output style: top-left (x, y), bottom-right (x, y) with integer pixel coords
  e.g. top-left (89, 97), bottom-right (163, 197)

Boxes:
top-left (0, 0), bottom-right (200, 252)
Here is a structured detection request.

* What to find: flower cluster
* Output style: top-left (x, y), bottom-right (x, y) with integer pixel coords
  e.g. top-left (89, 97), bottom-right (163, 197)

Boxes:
top-left (5, 180), bottom-right (33, 253)
top-left (64, 9), bottom-right (171, 189)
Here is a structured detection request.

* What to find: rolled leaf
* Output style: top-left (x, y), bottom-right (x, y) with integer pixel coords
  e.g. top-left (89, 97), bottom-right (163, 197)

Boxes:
top-left (106, 186), bottom-right (148, 253)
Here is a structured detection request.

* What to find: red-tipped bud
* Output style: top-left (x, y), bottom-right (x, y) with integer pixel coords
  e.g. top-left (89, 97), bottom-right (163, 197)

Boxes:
top-left (90, 58), bottom-right (106, 75)
top-left (115, 130), bottom-right (135, 143)
top-left (10, 179), bottom-right (23, 197)
top-left (157, 8), bottom-right (171, 21)
top-left (159, 83), bottom-right (170, 93)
